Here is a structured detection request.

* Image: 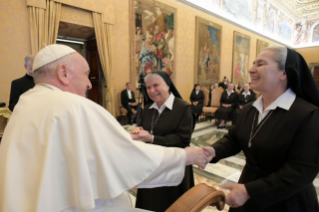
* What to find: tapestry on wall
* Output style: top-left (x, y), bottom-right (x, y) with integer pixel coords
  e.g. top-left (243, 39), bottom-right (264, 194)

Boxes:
top-left (194, 17), bottom-right (222, 88)
top-left (256, 39), bottom-right (269, 57)
top-left (130, 0), bottom-right (177, 87)
top-left (232, 31), bottom-right (251, 86)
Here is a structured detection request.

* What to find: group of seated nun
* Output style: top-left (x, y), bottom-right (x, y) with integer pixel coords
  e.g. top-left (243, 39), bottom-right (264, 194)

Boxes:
top-left (214, 82), bottom-right (256, 128)
top-left (189, 81), bottom-right (257, 126)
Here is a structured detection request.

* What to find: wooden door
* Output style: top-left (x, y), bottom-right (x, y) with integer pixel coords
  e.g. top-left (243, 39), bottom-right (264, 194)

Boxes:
top-left (314, 67), bottom-right (319, 88)
top-left (86, 39), bottom-right (103, 106)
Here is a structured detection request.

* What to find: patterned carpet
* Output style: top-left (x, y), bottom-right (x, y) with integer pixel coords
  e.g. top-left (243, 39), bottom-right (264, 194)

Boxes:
top-left (125, 121), bottom-right (319, 211)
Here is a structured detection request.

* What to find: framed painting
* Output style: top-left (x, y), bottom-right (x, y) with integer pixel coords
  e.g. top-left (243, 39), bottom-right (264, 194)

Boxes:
top-left (194, 17), bottom-right (222, 88)
top-left (129, 0), bottom-right (177, 89)
top-left (256, 39), bottom-right (269, 56)
top-left (232, 31), bottom-right (251, 85)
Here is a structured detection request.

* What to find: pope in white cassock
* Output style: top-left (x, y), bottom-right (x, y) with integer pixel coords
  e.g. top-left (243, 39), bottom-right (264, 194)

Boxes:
top-left (0, 44), bottom-right (215, 212)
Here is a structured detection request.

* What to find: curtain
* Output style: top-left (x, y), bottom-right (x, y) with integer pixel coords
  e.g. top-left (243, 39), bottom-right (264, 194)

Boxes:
top-left (28, 0), bottom-right (61, 54)
top-left (92, 12), bottom-right (115, 116)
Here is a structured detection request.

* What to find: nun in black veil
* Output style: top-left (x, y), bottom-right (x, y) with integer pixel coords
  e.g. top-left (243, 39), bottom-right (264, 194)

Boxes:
top-left (130, 70), bottom-right (195, 212)
top-left (209, 47), bottom-right (319, 212)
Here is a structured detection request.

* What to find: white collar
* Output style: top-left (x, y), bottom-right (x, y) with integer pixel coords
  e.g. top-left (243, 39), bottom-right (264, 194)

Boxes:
top-left (36, 83), bottom-right (62, 91)
top-left (242, 91), bottom-right (251, 96)
top-left (253, 88), bottom-right (296, 114)
top-left (226, 90), bottom-right (234, 95)
top-left (149, 93), bottom-right (175, 113)
top-left (127, 89), bottom-right (131, 92)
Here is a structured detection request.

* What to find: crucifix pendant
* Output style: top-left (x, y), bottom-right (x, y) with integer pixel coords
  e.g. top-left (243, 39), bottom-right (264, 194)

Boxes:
top-left (248, 140), bottom-right (252, 148)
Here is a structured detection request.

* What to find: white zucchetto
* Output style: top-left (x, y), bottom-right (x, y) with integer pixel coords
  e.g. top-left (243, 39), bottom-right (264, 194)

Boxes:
top-left (32, 44), bottom-right (76, 72)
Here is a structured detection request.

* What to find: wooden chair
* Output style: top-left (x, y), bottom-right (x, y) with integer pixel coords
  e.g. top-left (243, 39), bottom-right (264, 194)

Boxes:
top-left (202, 87), bottom-right (209, 107)
top-left (202, 88), bottom-right (223, 121)
top-left (0, 107), bottom-right (11, 143)
top-left (198, 87), bottom-right (209, 122)
top-left (166, 183), bottom-right (225, 212)
top-left (235, 88), bottom-right (241, 94)
top-left (252, 90), bottom-right (260, 98)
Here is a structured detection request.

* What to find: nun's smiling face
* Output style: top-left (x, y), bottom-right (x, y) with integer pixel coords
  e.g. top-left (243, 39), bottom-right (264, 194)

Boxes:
top-left (249, 50), bottom-right (286, 94)
top-left (146, 75), bottom-right (170, 107)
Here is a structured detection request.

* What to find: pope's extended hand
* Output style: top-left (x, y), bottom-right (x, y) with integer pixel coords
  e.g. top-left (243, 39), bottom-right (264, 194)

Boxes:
top-left (185, 147), bottom-right (209, 171)
top-left (219, 183), bottom-right (250, 208)
top-left (202, 146), bottom-right (215, 162)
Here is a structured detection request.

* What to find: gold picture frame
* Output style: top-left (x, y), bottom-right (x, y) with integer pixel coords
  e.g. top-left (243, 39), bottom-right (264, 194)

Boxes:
top-left (256, 39), bottom-right (269, 57)
top-left (129, 0), bottom-right (177, 89)
top-left (232, 31), bottom-right (251, 86)
top-left (194, 16), bottom-right (222, 89)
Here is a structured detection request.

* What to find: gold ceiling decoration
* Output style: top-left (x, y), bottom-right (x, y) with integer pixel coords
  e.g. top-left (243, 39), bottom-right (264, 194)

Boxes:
top-left (276, 0), bottom-right (319, 20)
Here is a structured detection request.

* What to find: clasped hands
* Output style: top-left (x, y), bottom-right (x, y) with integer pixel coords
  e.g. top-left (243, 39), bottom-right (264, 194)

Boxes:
top-left (130, 127), bottom-right (152, 142)
top-left (130, 127), bottom-right (215, 171)
top-left (222, 103), bottom-right (231, 108)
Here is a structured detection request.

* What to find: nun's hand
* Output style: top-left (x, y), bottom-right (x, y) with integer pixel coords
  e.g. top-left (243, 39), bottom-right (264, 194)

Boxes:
top-left (218, 183), bottom-right (250, 208)
top-left (202, 146), bottom-right (215, 162)
top-left (130, 127), bottom-right (143, 134)
top-left (134, 130), bottom-right (153, 143)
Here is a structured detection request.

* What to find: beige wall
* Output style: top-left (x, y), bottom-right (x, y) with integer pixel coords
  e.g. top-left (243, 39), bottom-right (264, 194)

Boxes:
top-left (2, 0), bottom-right (316, 116)
top-left (0, 0), bottom-right (31, 104)
top-left (296, 47), bottom-right (319, 65)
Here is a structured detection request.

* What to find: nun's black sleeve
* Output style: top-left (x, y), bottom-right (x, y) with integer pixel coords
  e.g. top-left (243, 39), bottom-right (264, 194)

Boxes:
top-left (211, 126), bottom-right (242, 163)
top-left (245, 109), bottom-right (319, 210)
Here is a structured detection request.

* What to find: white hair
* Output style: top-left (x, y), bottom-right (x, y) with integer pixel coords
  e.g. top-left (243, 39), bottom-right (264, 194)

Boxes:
top-left (262, 46), bottom-right (287, 70)
top-left (144, 72), bottom-right (164, 83)
top-left (33, 54), bottom-right (75, 80)
top-left (24, 55), bottom-right (35, 65)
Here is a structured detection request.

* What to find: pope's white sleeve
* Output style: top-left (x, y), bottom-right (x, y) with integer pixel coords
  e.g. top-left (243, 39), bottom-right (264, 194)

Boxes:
top-left (137, 147), bottom-right (186, 188)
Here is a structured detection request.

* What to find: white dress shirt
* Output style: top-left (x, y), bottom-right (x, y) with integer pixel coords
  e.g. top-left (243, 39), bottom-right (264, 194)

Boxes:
top-left (127, 89), bottom-right (132, 99)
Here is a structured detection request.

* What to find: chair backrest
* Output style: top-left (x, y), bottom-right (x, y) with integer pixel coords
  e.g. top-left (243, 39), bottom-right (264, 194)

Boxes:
top-left (218, 87), bottom-right (224, 93)
top-left (0, 108), bottom-right (11, 138)
top-left (235, 88), bottom-right (241, 94)
top-left (165, 183), bottom-right (225, 212)
top-left (252, 90), bottom-right (260, 98)
top-left (119, 92), bottom-right (123, 107)
top-left (201, 87), bottom-right (209, 106)
top-left (211, 89), bottom-right (222, 107)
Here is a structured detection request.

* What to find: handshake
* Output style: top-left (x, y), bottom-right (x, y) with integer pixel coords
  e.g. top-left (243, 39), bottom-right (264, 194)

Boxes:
top-left (185, 146), bottom-right (215, 171)
top-left (130, 127), bottom-right (215, 171)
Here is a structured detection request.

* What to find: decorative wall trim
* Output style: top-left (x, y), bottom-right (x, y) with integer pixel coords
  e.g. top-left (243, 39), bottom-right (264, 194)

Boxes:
top-left (26, 0), bottom-right (46, 9)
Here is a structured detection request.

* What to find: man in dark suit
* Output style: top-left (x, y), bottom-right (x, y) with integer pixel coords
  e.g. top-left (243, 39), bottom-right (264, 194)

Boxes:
top-left (121, 82), bottom-right (138, 124)
top-left (218, 76), bottom-right (228, 90)
top-left (9, 55), bottom-right (35, 111)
